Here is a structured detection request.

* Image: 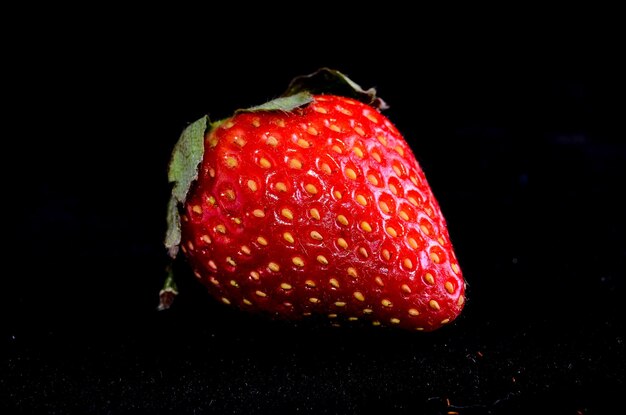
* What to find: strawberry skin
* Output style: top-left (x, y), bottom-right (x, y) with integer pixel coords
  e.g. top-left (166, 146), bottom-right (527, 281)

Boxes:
top-left (179, 94), bottom-right (465, 331)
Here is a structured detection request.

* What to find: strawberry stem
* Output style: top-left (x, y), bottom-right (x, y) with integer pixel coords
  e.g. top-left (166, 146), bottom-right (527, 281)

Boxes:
top-left (158, 265), bottom-right (178, 311)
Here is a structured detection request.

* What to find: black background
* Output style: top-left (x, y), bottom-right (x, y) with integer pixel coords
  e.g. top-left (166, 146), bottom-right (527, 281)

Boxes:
top-left (3, 12), bottom-right (625, 414)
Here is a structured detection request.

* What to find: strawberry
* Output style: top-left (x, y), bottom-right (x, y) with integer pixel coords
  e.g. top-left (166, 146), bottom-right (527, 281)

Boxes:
top-left (164, 69), bottom-right (466, 331)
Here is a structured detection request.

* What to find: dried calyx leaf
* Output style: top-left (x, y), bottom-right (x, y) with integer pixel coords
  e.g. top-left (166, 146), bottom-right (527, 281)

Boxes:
top-left (283, 67), bottom-right (389, 110)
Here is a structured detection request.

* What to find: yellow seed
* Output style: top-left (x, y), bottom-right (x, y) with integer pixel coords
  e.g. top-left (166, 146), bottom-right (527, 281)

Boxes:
top-left (382, 299), bottom-right (393, 307)
top-left (281, 283), bottom-right (293, 290)
top-left (304, 312), bottom-right (312, 316)
top-left (225, 156), bottom-right (238, 168)
top-left (361, 221), bottom-right (372, 232)
top-left (281, 208), bottom-right (294, 220)
top-left (330, 124), bottom-right (341, 132)
top-left (310, 208), bottom-right (321, 220)
top-left (387, 227), bottom-right (398, 237)
top-left (377, 135), bottom-right (387, 146)
top-left (314, 106), bottom-right (327, 114)
top-left (395, 145), bottom-right (405, 156)
top-left (230, 280), bottom-right (239, 287)
top-left (403, 258), bottom-right (413, 269)
top-left (382, 249), bottom-right (391, 261)
top-left (256, 290), bottom-right (267, 298)
top-left (345, 168), bottom-right (357, 180)
top-left (226, 257), bottom-right (236, 267)
top-left (339, 107), bottom-right (353, 116)
top-left (222, 120), bottom-right (234, 129)
top-left (441, 318), bottom-right (450, 324)
top-left (371, 152), bottom-right (382, 163)
top-left (283, 232), bottom-right (294, 243)
top-left (253, 209), bottom-right (265, 218)
top-left (416, 327), bottom-right (424, 331)
top-left (334, 190), bottom-right (342, 199)
top-left (331, 144), bottom-right (342, 153)
top-left (337, 215), bottom-right (349, 226)
top-left (241, 245), bottom-right (251, 255)
top-left (310, 231), bottom-right (323, 240)
top-left (292, 257), bottom-right (305, 267)
top-left (328, 313), bottom-right (337, 318)
top-left (410, 175), bottom-right (419, 186)
top-left (335, 301), bottom-right (346, 307)
top-left (249, 271), bottom-right (260, 280)
top-left (192, 205), bottom-right (202, 214)
top-left (207, 195), bottom-right (216, 205)
top-left (451, 263), bottom-right (460, 274)
top-left (430, 252), bottom-right (441, 263)
top-left (222, 297), bottom-right (231, 305)
top-left (321, 163), bottom-right (332, 174)
top-left (247, 180), bottom-right (258, 191)
top-left (305, 184), bottom-right (318, 194)
top-left (347, 267), bottom-right (358, 278)
top-left (458, 296), bottom-right (465, 306)
top-left (429, 300), bottom-right (441, 310)
top-left (390, 318), bottom-right (401, 324)
top-left (216, 224), bottom-right (226, 234)
top-left (337, 238), bottom-right (348, 249)
top-left (353, 292), bottom-right (365, 302)
top-left (309, 297), bottom-right (320, 304)
top-left (408, 196), bottom-right (419, 206)
top-left (232, 217), bottom-right (242, 225)
top-left (317, 255), bottom-right (328, 265)
top-left (389, 184), bottom-right (398, 196)
top-left (207, 134), bottom-right (218, 148)
top-left (363, 308), bottom-right (373, 314)
top-left (223, 189), bottom-right (235, 200)
top-left (356, 194), bottom-right (367, 206)
top-left (233, 136), bottom-right (246, 147)
top-left (375, 276), bottom-right (384, 286)
top-left (408, 309), bottom-right (419, 316)
top-left (257, 236), bottom-right (268, 246)
top-left (275, 182), bottom-right (287, 192)
top-left (367, 174), bottom-right (379, 186)
top-left (305, 280), bottom-right (316, 288)
top-left (392, 165), bottom-right (402, 177)
top-left (306, 126), bottom-right (318, 136)
top-left (353, 147), bottom-right (364, 158)
top-left (329, 278), bottom-right (340, 288)
top-left (354, 126), bottom-right (365, 136)
top-left (438, 236), bottom-right (446, 246)
top-left (348, 317), bottom-right (359, 321)
top-left (408, 237), bottom-right (418, 249)
top-left (268, 262), bottom-right (280, 272)
top-left (251, 118), bottom-right (260, 127)
top-left (297, 138), bottom-right (310, 148)
top-left (420, 224), bottom-right (430, 235)
top-left (243, 299), bottom-right (252, 306)
top-left (209, 276), bottom-right (219, 285)
top-left (185, 241), bottom-right (193, 250)
top-left (266, 135), bottom-right (278, 146)
top-left (372, 321), bottom-right (381, 326)
top-left (358, 247), bottom-right (368, 258)
top-left (399, 210), bottom-right (410, 221)
top-left (379, 201), bottom-right (390, 214)
top-left (259, 157), bottom-right (271, 168)
top-left (275, 119), bottom-right (285, 127)
top-left (401, 284), bottom-right (411, 294)
top-left (201, 235), bottom-right (211, 244)
top-left (445, 281), bottom-right (454, 294)
top-left (425, 272), bottom-right (435, 285)
top-left (289, 159), bottom-right (302, 169)
top-left (365, 112), bottom-right (378, 123)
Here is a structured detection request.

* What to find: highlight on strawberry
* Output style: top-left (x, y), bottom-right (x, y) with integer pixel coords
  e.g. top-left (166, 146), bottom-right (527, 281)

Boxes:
top-left (162, 68), bottom-right (466, 331)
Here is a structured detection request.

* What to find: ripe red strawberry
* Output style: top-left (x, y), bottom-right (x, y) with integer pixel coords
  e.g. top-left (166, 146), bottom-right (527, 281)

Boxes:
top-left (164, 69), bottom-right (466, 331)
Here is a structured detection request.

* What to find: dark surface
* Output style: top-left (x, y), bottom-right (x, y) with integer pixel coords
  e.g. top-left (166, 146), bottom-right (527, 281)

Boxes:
top-left (3, 20), bottom-right (625, 414)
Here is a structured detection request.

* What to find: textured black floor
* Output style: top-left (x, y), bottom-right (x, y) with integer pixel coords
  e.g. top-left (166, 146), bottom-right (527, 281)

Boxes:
top-left (3, 21), bottom-right (625, 414)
